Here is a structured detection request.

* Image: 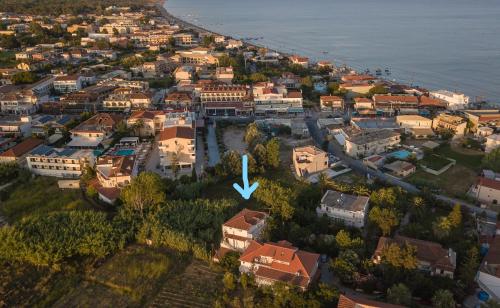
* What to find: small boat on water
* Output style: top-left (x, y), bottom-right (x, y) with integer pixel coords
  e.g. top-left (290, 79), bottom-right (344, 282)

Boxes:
top-left (385, 68), bottom-right (391, 75)
top-left (375, 68), bottom-right (382, 76)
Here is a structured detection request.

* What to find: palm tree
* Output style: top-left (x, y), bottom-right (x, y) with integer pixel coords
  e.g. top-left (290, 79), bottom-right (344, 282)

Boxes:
top-left (318, 172), bottom-right (331, 195)
top-left (132, 119), bottom-right (144, 137)
top-left (353, 184), bottom-right (370, 196)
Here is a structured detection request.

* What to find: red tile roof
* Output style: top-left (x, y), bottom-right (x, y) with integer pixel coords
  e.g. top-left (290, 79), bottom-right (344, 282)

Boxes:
top-left (240, 240), bottom-right (319, 287)
top-left (159, 126), bottom-right (194, 141)
top-left (224, 208), bottom-right (267, 231)
top-left (0, 138), bottom-right (43, 158)
top-left (477, 176), bottom-right (500, 191)
top-left (337, 294), bottom-right (405, 308)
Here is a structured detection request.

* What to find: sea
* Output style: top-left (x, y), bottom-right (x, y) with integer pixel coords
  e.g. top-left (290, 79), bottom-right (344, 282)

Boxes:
top-left (165, 0), bottom-right (500, 102)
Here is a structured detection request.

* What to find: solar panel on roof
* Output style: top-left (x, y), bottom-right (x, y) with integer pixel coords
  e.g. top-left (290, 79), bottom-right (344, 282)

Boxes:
top-left (57, 115), bottom-right (72, 125)
top-left (30, 145), bottom-right (54, 156)
top-left (38, 115), bottom-right (54, 123)
top-left (58, 148), bottom-right (78, 157)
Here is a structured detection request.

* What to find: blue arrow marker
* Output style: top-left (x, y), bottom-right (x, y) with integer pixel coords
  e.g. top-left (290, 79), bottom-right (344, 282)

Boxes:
top-left (233, 154), bottom-right (259, 200)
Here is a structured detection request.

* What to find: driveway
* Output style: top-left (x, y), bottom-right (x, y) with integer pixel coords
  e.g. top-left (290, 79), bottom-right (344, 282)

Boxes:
top-left (207, 123), bottom-right (221, 167)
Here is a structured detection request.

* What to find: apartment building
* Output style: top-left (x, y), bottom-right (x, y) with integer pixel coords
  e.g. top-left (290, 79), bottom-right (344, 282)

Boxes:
top-left (172, 48), bottom-right (219, 65)
top-left (102, 88), bottom-right (152, 111)
top-left (316, 190), bottom-right (370, 228)
top-left (173, 32), bottom-right (198, 47)
top-left (67, 113), bottom-right (122, 149)
top-left (252, 82), bottom-right (303, 115)
top-left (26, 145), bottom-right (94, 178)
top-left (96, 154), bottom-right (138, 188)
top-left (158, 126), bottom-right (196, 176)
top-left (200, 84), bottom-right (248, 103)
top-left (0, 115), bottom-right (32, 137)
top-left (0, 90), bottom-right (39, 115)
top-left (218, 209), bottom-right (268, 254)
top-left (344, 129), bottom-right (401, 158)
top-left (164, 91), bottom-right (193, 107)
top-left (319, 95), bottom-right (344, 112)
top-left (373, 235), bottom-right (456, 278)
top-left (289, 55), bottom-right (309, 68)
top-left (430, 90), bottom-right (470, 110)
top-left (373, 94), bottom-right (419, 115)
top-left (0, 138), bottom-right (43, 164)
top-left (395, 115), bottom-right (434, 137)
top-left (432, 113), bottom-right (467, 137)
top-left (53, 75), bottom-right (83, 93)
top-left (292, 145), bottom-right (328, 178)
top-left (239, 240), bottom-right (320, 290)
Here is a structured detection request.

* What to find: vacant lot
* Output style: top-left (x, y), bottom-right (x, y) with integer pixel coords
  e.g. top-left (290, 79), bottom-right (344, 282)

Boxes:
top-left (420, 154), bottom-right (453, 171)
top-left (223, 126), bottom-right (247, 153)
top-left (0, 176), bottom-right (91, 222)
top-left (435, 144), bottom-right (484, 170)
top-left (407, 164), bottom-right (477, 198)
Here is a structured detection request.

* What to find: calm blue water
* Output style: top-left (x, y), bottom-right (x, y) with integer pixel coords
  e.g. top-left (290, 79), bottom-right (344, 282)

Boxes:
top-left (166, 0), bottom-right (500, 102)
top-left (115, 149), bottom-right (135, 156)
top-left (390, 150), bottom-right (411, 160)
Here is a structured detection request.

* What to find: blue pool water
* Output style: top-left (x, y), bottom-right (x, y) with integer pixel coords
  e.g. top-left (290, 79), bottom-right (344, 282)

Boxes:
top-left (115, 149), bottom-right (135, 156)
top-left (390, 150), bottom-right (411, 160)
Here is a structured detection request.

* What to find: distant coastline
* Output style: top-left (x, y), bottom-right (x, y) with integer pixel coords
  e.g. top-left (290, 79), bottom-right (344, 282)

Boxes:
top-left (158, 0), bottom-right (500, 104)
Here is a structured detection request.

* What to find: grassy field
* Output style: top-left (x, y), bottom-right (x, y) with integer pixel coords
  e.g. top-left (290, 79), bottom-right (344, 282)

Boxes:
top-left (420, 154), bottom-right (453, 171)
top-left (0, 176), bottom-right (91, 221)
top-left (407, 164), bottom-right (477, 198)
top-left (435, 144), bottom-right (484, 170)
top-left (149, 259), bottom-right (223, 308)
top-left (54, 245), bottom-right (178, 307)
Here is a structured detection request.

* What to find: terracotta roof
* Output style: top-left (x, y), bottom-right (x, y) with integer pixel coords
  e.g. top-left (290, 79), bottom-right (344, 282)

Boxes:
top-left (337, 294), bottom-right (405, 308)
top-left (129, 110), bottom-right (157, 120)
top-left (354, 97), bottom-right (373, 103)
top-left (96, 155), bottom-right (136, 178)
top-left (477, 176), bottom-right (500, 191)
top-left (224, 208), bottom-right (267, 231)
top-left (320, 95), bottom-right (343, 101)
top-left (159, 126), bottom-right (194, 141)
top-left (239, 240), bottom-right (319, 285)
top-left (419, 95), bottom-right (447, 108)
top-left (0, 138), bottom-right (43, 158)
top-left (341, 74), bottom-right (376, 82)
top-left (374, 235), bottom-right (455, 272)
top-left (286, 90), bottom-right (302, 99)
top-left (373, 95), bottom-right (418, 103)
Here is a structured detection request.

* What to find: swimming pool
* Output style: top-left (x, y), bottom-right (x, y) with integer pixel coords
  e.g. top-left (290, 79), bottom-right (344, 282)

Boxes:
top-left (390, 150), bottom-right (411, 160)
top-left (115, 149), bottom-right (135, 156)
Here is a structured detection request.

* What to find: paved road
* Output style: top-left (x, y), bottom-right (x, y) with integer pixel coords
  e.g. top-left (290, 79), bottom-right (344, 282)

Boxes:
top-left (305, 114), bottom-right (497, 222)
top-left (207, 123), bottom-right (221, 167)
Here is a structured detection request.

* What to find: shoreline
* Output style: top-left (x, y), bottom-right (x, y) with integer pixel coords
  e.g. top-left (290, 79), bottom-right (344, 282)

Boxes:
top-left (156, 1), bottom-right (293, 58)
top-left (157, 1), bottom-right (495, 103)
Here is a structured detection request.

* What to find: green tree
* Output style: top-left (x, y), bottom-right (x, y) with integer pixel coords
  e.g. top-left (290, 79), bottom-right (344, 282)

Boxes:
top-left (370, 187), bottom-right (399, 208)
top-left (482, 300), bottom-right (500, 308)
top-left (244, 122), bottom-right (262, 148)
top-left (380, 243), bottom-right (418, 270)
top-left (483, 148), bottom-right (500, 172)
top-left (335, 230), bottom-right (363, 251)
top-left (252, 143), bottom-right (267, 168)
top-left (433, 216), bottom-right (452, 239)
top-left (11, 71), bottom-right (38, 84)
top-left (223, 272), bottom-right (236, 291)
top-left (254, 178), bottom-right (294, 221)
top-left (121, 172), bottom-right (166, 217)
top-left (369, 206), bottom-right (399, 236)
top-left (459, 246), bottom-right (480, 290)
top-left (387, 283), bottom-right (412, 306)
top-left (330, 255), bottom-right (356, 284)
top-left (432, 289), bottom-right (455, 308)
top-left (448, 204), bottom-right (462, 227)
top-left (265, 138), bottom-right (280, 168)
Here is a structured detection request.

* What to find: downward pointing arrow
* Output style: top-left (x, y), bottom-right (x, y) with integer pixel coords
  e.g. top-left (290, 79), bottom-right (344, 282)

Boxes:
top-left (233, 154), bottom-right (259, 200)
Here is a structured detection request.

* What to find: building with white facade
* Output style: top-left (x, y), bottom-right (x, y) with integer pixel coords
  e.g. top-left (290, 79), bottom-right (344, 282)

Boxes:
top-left (317, 190), bottom-right (370, 228)
top-left (343, 128), bottom-right (401, 158)
top-left (218, 209), bottom-right (268, 253)
top-left (158, 126), bottom-right (196, 176)
top-left (53, 75), bottom-right (83, 93)
top-left (252, 82), bottom-right (303, 115)
top-left (26, 145), bottom-right (94, 178)
top-left (430, 90), bottom-right (470, 110)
